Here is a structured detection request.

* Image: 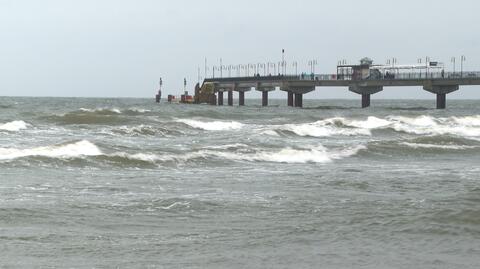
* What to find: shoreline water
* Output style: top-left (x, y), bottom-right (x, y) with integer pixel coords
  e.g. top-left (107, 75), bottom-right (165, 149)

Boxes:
top-left (1, 97), bottom-right (479, 268)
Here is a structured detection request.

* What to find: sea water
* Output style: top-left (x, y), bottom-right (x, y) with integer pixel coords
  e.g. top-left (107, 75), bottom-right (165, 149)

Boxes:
top-left (1, 97), bottom-right (479, 268)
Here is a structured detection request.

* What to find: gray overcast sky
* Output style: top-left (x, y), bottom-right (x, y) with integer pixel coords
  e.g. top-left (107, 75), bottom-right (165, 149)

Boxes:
top-left (1, 0), bottom-right (479, 99)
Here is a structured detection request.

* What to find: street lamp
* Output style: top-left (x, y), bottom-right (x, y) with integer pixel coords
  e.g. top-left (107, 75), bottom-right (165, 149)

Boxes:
top-left (451, 57), bottom-right (456, 74)
top-left (219, 58), bottom-right (223, 78)
top-left (258, 63), bottom-right (266, 76)
top-left (461, 55), bottom-right (466, 77)
top-left (292, 61), bottom-right (298, 76)
top-left (204, 58), bottom-right (208, 79)
top-left (268, 62), bottom-right (276, 75)
top-left (308, 59), bottom-right (318, 74)
top-left (425, 56), bottom-right (430, 78)
top-left (213, 66), bottom-right (220, 78)
top-left (197, 67), bottom-right (201, 84)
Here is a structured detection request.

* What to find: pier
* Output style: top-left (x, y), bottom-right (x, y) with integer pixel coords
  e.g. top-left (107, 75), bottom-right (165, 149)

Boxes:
top-left (199, 58), bottom-right (480, 109)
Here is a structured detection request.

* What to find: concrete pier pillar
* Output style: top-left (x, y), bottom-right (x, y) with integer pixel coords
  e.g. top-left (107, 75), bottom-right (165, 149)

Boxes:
top-left (423, 84), bottom-right (458, 109)
top-left (437, 93), bottom-right (446, 109)
top-left (287, 91), bottom-right (294, 107)
top-left (349, 85), bottom-right (383, 108)
top-left (218, 91), bottom-right (224, 106)
top-left (209, 94), bottom-right (217, 105)
top-left (362, 94), bottom-right (371, 108)
top-left (228, 91), bottom-right (233, 106)
top-left (294, 93), bottom-right (303, 108)
top-left (262, 91), bottom-right (268, 106)
top-left (239, 91), bottom-right (245, 106)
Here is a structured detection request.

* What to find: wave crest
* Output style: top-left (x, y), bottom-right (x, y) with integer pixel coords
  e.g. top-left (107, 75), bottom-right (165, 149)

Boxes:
top-left (176, 119), bottom-right (244, 131)
top-left (0, 140), bottom-right (102, 161)
top-left (0, 120), bottom-right (29, 132)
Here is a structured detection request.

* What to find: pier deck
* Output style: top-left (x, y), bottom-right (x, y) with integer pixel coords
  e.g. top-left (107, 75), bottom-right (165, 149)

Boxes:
top-left (203, 71), bottom-right (480, 109)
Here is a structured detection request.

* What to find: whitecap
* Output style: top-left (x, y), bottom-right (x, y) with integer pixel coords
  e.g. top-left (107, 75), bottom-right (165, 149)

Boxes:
top-left (400, 142), bottom-right (477, 150)
top-left (196, 145), bottom-right (365, 164)
top-left (79, 108), bottom-right (122, 114)
top-left (0, 120), bottom-right (29, 132)
top-left (0, 140), bottom-right (102, 161)
top-left (386, 115), bottom-right (480, 137)
top-left (275, 120), bottom-right (371, 137)
top-left (176, 119), bottom-right (244, 131)
top-left (344, 116), bottom-right (392, 129)
top-left (449, 115), bottom-right (480, 126)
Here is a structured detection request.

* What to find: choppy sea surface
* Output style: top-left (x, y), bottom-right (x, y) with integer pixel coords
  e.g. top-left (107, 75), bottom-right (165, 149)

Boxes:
top-left (1, 97), bottom-right (479, 268)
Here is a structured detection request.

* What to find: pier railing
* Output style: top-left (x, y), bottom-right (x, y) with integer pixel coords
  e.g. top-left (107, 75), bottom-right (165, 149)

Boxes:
top-left (306, 71), bottom-right (480, 81)
top-left (205, 71), bottom-right (480, 82)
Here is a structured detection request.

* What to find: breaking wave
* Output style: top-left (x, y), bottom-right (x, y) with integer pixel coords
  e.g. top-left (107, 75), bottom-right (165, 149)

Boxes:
top-left (0, 140), bottom-right (102, 160)
top-left (274, 115), bottom-right (480, 139)
top-left (0, 140), bottom-right (363, 165)
top-left (272, 119), bottom-right (371, 137)
top-left (400, 142), bottom-right (477, 150)
top-left (79, 108), bottom-right (122, 115)
top-left (0, 120), bottom-right (29, 132)
top-left (111, 125), bottom-right (158, 136)
top-left (176, 119), bottom-right (244, 131)
top-left (148, 144), bottom-right (365, 164)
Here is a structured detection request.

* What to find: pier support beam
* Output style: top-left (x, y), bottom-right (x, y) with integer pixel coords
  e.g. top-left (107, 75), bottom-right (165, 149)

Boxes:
top-left (349, 85), bottom-right (383, 108)
top-left (256, 85), bottom-right (275, 107)
top-left (436, 93), bottom-right (446, 109)
top-left (362, 94), bottom-right (371, 108)
top-left (287, 91), bottom-right (294, 107)
top-left (228, 91), bottom-right (233, 106)
top-left (423, 84), bottom-right (459, 109)
top-left (294, 93), bottom-right (303, 108)
top-left (262, 91), bottom-right (268, 106)
top-left (218, 91), bottom-right (224, 106)
top-left (239, 91), bottom-right (245, 106)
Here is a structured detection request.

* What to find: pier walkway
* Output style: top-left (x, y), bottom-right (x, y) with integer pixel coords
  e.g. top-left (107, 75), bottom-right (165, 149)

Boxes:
top-left (202, 69), bottom-right (480, 109)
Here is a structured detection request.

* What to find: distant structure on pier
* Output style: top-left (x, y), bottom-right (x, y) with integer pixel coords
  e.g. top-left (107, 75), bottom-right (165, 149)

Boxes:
top-left (190, 57), bottom-right (480, 109)
top-left (155, 77), bottom-right (162, 103)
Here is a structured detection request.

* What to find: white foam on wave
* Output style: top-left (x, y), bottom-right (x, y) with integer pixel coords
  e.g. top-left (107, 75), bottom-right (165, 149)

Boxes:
top-left (114, 125), bottom-right (157, 136)
top-left (194, 144), bottom-right (365, 164)
top-left (298, 115), bottom-right (480, 139)
top-left (176, 119), bottom-right (244, 131)
top-left (0, 140), bottom-right (102, 161)
top-left (127, 108), bottom-right (151, 113)
top-left (0, 139), bottom-right (363, 165)
top-left (79, 108), bottom-right (122, 114)
top-left (387, 115), bottom-right (480, 137)
top-left (273, 119), bottom-right (371, 137)
top-left (110, 152), bottom-right (167, 163)
top-left (450, 115), bottom-right (480, 126)
top-left (203, 143), bottom-right (250, 150)
top-left (345, 116), bottom-right (392, 129)
top-left (400, 142), bottom-right (477, 150)
top-left (0, 120), bottom-right (29, 132)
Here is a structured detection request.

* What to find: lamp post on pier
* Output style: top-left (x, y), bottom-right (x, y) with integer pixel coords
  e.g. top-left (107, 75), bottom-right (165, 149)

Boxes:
top-left (213, 66), bottom-right (220, 78)
top-left (267, 62), bottom-right (275, 75)
top-left (426, 57), bottom-right (430, 77)
top-left (308, 59), bottom-right (318, 74)
top-left (292, 61), bottom-right (298, 76)
top-left (220, 58), bottom-right (223, 78)
top-left (204, 58), bottom-right (208, 79)
top-left (461, 55), bottom-right (466, 77)
top-left (451, 57), bottom-right (456, 74)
